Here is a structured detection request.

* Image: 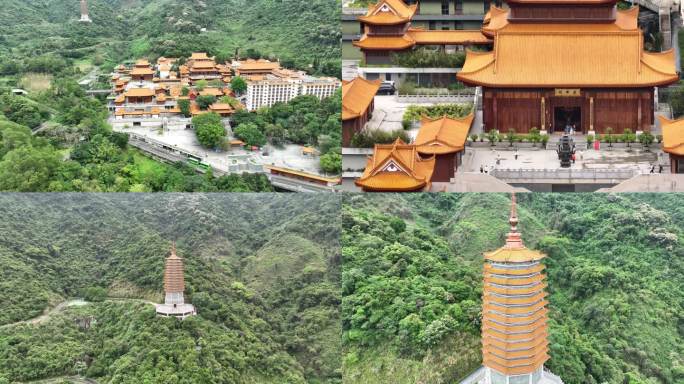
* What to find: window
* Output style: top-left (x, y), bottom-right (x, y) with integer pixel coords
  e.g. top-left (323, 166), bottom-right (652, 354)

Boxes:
top-left (677, 159), bottom-right (684, 173)
top-left (441, 0), bottom-right (450, 15)
top-left (429, 21), bottom-right (436, 30)
top-left (485, 0), bottom-right (492, 13)
top-left (385, 73), bottom-right (392, 81)
top-left (455, 0), bottom-right (463, 14)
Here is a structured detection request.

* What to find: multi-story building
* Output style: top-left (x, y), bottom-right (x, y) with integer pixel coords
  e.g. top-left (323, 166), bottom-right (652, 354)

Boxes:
top-left (342, 0), bottom-right (497, 61)
top-left (242, 61), bottom-right (341, 110)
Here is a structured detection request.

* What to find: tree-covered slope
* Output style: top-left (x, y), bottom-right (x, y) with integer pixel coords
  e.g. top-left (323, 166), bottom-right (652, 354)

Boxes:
top-left (0, 193), bottom-right (341, 384)
top-left (0, 0), bottom-right (341, 77)
top-left (341, 193), bottom-right (684, 384)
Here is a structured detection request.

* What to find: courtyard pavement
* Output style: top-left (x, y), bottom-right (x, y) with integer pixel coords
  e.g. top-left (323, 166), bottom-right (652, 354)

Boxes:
top-left (114, 124), bottom-right (324, 175)
top-left (461, 146), bottom-right (668, 174)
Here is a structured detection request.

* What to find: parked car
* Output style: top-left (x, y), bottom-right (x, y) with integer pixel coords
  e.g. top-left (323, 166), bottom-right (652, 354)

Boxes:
top-left (377, 81), bottom-right (396, 95)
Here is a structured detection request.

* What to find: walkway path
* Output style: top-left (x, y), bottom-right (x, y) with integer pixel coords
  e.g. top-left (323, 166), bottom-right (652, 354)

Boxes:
top-left (0, 298), bottom-right (156, 329)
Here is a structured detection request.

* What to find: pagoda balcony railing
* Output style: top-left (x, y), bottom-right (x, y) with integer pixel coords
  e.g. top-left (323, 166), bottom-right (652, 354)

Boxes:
top-left (490, 261), bottom-right (540, 269)
top-left (491, 168), bottom-right (639, 181)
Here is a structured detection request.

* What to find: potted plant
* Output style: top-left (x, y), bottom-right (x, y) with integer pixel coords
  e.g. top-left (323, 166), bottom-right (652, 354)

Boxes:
top-left (638, 131), bottom-right (654, 150)
top-left (586, 134), bottom-right (594, 146)
top-left (506, 129), bottom-right (516, 147)
top-left (529, 128), bottom-right (541, 147)
top-left (486, 130), bottom-right (499, 146)
top-left (469, 133), bottom-right (478, 144)
top-left (605, 127), bottom-right (614, 148)
top-left (622, 129), bottom-right (636, 148)
top-left (540, 134), bottom-right (549, 148)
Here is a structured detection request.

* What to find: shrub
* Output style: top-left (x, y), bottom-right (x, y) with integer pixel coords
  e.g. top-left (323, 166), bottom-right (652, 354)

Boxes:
top-left (540, 134), bottom-right (549, 147)
top-left (587, 134), bottom-right (594, 145)
top-left (350, 129), bottom-right (411, 148)
top-left (622, 129), bottom-right (636, 147)
top-left (639, 131), bottom-right (655, 147)
top-left (486, 130), bottom-right (499, 146)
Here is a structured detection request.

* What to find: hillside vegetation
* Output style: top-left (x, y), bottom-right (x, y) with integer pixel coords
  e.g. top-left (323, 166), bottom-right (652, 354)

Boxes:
top-left (0, 0), bottom-right (340, 77)
top-left (342, 193), bottom-right (684, 384)
top-left (0, 194), bottom-right (341, 383)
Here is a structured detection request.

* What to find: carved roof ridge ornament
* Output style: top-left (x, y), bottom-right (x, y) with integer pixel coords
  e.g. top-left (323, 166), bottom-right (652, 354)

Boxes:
top-left (505, 193), bottom-right (524, 248)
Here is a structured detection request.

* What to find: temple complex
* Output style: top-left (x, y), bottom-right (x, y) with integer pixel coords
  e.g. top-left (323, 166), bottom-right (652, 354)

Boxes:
top-left (458, 0), bottom-right (679, 134)
top-left (156, 243), bottom-right (196, 320)
top-left (110, 53), bottom-right (240, 123)
top-left (353, 0), bottom-right (491, 65)
top-left (658, 116), bottom-right (684, 173)
top-left (478, 194), bottom-right (561, 383)
top-left (342, 77), bottom-right (382, 147)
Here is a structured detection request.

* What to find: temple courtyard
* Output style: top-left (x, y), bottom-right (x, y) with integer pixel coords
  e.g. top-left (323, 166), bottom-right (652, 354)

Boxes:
top-left (112, 122), bottom-right (323, 175)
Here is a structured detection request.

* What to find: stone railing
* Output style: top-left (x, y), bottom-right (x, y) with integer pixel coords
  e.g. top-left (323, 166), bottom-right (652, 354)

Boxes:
top-left (396, 90), bottom-right (476, 104)
top-left (543, 369), bottom-right (565, 383)
top-left (491, 168), bottom-right (640, 181)
top-left (458, 366), bottom-right (485, 384)
top-left (342, 7), bottom-right (368, 14)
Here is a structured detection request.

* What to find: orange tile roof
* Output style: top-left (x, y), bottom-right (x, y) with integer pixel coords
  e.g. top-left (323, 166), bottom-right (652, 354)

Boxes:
top-left (237, 59), bottom-right (280, 72)
top-left (355, 139), bottom-right (435, 191)
top-left (190, 52), bottom-right (211, 60)
top-left (407, 28), bottom-right (491, 45)
top-left (156, 93), bottom-right (167, 102)
top-left (658, 115), bottom-right (684, 156)
top-left (508, 0), bottom-right (616, 3)
top-left (135, 59), bottom-right (151, 67)
top-left (358, 0), bottom-right (417, 25)
top-left (199, 88), bottom-right (225, 97)
top-left (342, 77), bottom-right (381, 121)
top-left (114, 95), bottom-right (125, 103)
top-left (458, 8), bottom-right (679, 88)
top-left (353, 34), bottom-right (415, 50)
top-left (191, 61), bottom-right (218, 70)
top-left (209, 103), bottom-right (234, 112)
top-left (125, 88), bottom-right (155, 97)
top-left (265, 165), bottom-right (341, 183)
top-left (414, 113), bottom-right (474, 155)
top-left (130, 67), bottom-right (155, 76)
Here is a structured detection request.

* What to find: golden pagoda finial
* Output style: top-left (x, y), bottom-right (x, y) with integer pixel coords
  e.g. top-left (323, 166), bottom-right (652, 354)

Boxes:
top-left (505, 192), bottom-right (524, 248)
top-left (170, 241), bottom-right (178, 258)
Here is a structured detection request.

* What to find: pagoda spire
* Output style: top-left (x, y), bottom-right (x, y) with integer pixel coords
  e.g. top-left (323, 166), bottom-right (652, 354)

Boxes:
top-left (505, 192), bottom-right (524, 248)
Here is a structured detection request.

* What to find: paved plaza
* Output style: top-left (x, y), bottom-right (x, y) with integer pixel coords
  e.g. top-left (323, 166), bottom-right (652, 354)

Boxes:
top-left (461, 146), bottom-right (667, 174)
top-left (113, 123), bottom-right (324, 175)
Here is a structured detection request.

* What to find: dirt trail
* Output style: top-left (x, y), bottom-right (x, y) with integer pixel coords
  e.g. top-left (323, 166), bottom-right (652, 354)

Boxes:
top-left (0, 298), bottom-right (157, 329)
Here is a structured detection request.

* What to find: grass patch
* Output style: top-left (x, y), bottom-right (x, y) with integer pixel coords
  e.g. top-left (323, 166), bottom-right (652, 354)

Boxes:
top-left (18, 73), bottom-right (53, 92)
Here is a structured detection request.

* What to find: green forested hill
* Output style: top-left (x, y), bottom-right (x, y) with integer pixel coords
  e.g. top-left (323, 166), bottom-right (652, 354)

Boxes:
top-left (342, 193), bottom-right (684, 384)
top-left (0, 0), bottom-right (341, 77)
top-left (0, 194), bottom-right (341, 384)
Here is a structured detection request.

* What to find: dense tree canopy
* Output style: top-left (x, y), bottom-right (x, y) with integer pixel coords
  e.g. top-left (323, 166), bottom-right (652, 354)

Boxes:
top-left (0, 194), bottom-right (342, 383)
top-left (342, 194), bottom-right (684, 384)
